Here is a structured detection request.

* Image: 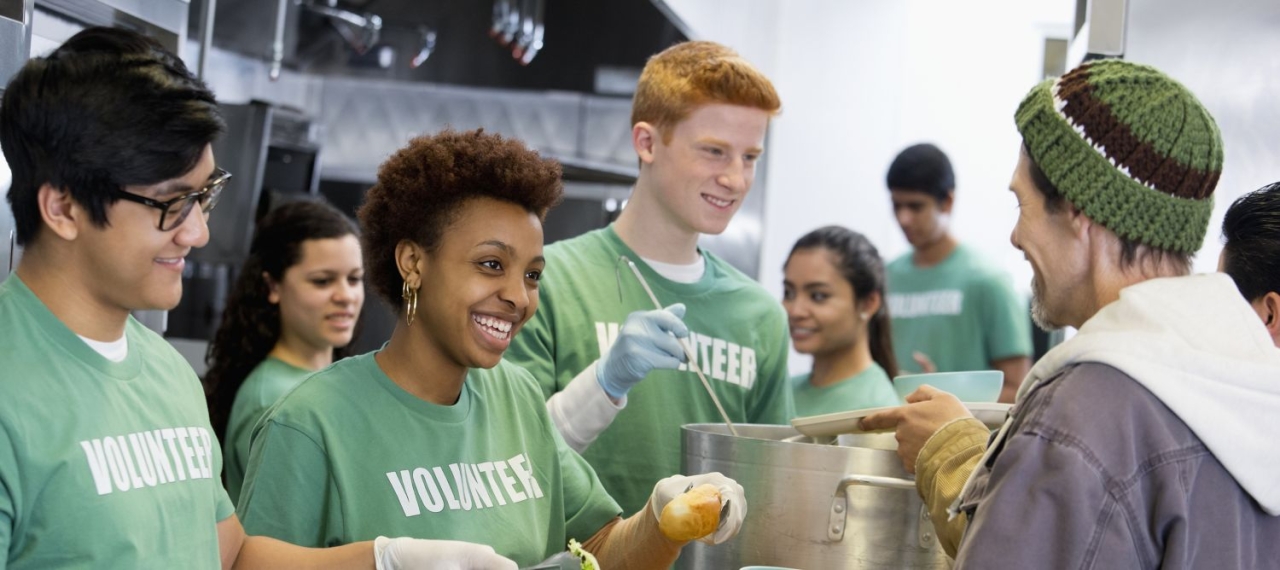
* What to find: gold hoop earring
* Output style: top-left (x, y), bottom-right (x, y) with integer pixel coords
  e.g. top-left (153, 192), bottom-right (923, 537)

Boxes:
top-left (402, 281), bottom-right (418, 327)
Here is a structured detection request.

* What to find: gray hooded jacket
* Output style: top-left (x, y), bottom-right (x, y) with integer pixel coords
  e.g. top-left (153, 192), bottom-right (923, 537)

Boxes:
top-left (953, 274), bottom-right (1280, 569)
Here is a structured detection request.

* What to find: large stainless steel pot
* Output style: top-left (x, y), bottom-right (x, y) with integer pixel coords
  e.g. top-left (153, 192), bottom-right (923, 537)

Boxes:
top-left (677, 424), bottom-right (951, 570)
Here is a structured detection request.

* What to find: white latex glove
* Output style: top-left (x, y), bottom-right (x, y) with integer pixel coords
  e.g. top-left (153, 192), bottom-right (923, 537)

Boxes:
top-left (650, 472), bottom-right (747, 545)
top-left (373, 536), bottom-right (518, 570)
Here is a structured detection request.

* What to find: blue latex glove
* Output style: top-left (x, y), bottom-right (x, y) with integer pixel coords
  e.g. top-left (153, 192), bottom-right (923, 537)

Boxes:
top-left (596, 303), bottom-right (689, 399)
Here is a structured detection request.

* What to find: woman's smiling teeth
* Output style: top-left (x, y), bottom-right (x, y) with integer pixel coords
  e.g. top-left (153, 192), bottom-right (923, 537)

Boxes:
top-left (702, 194), bottom-right (732, 208)
top-left (473, 314), bottom-right (513, 340)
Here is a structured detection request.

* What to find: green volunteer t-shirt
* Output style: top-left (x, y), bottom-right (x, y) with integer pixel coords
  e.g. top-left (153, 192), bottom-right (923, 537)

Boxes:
top-left (886, 244), bottom-right (1032, 375)
top-left (0, 276), bottom-right (233, 570)
top-left (505, 226), bottom-right (794, 516)
top-left (791, 363), bottom-right (900, 417)
top-left (237, 352), bottom-right (621, 566)
top-left (224, 356), bottom-right (312, 504)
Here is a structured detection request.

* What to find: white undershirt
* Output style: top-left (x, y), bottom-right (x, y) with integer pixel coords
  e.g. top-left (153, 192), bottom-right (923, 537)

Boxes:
top-left (79, 334), bottom-right (129, 362)
top-left (640, 254), bottom-right (706, 284)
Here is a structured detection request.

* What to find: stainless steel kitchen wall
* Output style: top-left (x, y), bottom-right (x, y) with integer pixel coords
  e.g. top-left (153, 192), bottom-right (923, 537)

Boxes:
top-left (1125, 0), bottom-right (1280, 270)
top-left (314, 77), bottom-right (636, 182)
top-left (0, 0), bottom-right (31, 276)
top-left (312, 76), bottom-right (769, 279)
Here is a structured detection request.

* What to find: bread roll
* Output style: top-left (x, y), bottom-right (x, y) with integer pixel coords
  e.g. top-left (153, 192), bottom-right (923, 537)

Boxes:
top-left (658, 484), bottom-right (722, 541)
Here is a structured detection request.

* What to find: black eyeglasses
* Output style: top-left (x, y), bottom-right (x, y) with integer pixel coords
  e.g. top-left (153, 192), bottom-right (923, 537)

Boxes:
top-left (113, 167), bottom-right (231, 231)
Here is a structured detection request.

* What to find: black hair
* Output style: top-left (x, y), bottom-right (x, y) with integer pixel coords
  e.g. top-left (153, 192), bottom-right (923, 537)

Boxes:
top-left (787, 225), bottom-right (899, 378)
top-left (204, 199), bottom-right (360, 442)
top-left (1022, 143), bottom-right (1191, 274)
top-left (1222, 182), bottom-right (1280, 302)
top-left (1, 26), bottom-right (223, 246)
top-left (886, 143), bottom-right (955, 201)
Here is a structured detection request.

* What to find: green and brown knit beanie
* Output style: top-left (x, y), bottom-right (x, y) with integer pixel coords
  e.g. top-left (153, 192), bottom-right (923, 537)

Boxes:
top-left (1015, 59), bottom-right (1223, 254)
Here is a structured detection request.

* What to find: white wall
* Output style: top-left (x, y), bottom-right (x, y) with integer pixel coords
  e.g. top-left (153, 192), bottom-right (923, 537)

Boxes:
top-left (1124, 0), bottom-right (1280, 275)
top-left (659, 0), bottom-right (782, 79)
top-left (668, 0), bottom-right (1074, 375)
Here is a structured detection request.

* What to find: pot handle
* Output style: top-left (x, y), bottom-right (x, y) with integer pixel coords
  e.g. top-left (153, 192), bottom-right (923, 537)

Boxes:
top-left (836, 474), bottom-right (917, 492)
top-left (827, 474), bottom-right (918, 541)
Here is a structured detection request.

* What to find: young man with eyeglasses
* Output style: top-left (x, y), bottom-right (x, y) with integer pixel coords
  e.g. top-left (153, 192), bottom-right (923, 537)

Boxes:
top-left (0, 27), bottom-right (516, 569)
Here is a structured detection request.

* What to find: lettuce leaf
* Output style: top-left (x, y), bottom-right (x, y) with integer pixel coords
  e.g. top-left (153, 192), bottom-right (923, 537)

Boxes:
top-left (567, 538), bottom-right (599, 570)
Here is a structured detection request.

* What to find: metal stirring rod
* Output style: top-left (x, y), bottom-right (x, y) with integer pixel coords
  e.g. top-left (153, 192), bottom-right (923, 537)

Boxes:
top-left (620, 257), bottom-right (739, 437)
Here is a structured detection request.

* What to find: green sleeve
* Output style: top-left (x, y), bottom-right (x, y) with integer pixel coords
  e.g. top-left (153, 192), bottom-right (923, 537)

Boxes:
top-left (236, 420), bottom-right (343, 547)
top-left (553, 408), bottom-right (621, 542)
top-left (222, 400), bottom-right (259, 506)
top-left (506, 284), bottom-right (560, 400)
top-left (979, 273), bottom-right (1033, 362)
top-left (0, 429), bottom-right (15, 567)
top-left (185, 362), bottom-right (235, 523)
top-left (211, 433), bottom-right (235, 522)
top-left (747, 305), bottom-right (794, 424)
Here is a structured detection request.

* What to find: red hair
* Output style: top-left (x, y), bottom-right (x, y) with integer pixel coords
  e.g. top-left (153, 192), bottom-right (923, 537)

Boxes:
top-left (630, 41), bottom-right (780, 142)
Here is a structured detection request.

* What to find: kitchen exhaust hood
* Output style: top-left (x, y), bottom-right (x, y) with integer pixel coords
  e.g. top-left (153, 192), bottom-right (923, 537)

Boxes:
top-left (200, 0), bottom-right (688, 94)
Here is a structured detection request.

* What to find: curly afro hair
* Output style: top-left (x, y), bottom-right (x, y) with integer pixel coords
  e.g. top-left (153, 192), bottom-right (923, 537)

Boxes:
top-left (358, 128), bottom-right (563, 307)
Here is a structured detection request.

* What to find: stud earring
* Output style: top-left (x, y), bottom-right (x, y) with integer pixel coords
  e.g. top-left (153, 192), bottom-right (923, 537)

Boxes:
top-left (402, 280), bottom-right (419, 327)
top-left (859, 312), bottom-right (869, 321)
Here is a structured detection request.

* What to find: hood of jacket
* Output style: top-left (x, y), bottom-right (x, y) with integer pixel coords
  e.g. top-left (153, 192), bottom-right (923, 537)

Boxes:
top-left (1020, 273), bottom-right (1280, 514)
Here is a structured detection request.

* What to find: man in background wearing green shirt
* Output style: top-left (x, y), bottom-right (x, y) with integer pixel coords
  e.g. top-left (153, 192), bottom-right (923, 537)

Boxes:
top-left (884, 143), bottom-right (1032, 402)
top-left (0, 27), bottom-right (512, 569)
top-left (506, 41), bottom-right (794, 517)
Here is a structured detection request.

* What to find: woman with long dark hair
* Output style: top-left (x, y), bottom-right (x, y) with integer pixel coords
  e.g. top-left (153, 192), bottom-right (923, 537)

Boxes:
top-left (783, 225), bottom-right (900, 416)
top-left (204, 199), bottom-right (363, 503)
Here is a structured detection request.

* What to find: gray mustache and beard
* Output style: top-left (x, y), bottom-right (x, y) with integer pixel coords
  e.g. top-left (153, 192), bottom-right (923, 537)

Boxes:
top-left (1030, 273), bottom-right (1061, 331)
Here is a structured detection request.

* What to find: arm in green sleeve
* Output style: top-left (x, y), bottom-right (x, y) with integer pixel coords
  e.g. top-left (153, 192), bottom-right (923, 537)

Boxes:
top-left (747, 305), bottom-right (794, 424)
top-left (236, 420), bottom-right (342, 548)
top-left (556, 426), bottom-right (623, 543)
top-left (0, 432), bottom-right (14, 569)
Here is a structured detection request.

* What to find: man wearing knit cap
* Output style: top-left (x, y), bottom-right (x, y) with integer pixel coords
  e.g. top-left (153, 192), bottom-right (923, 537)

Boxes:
top-left (862, 59), bottom-right (1280, 567)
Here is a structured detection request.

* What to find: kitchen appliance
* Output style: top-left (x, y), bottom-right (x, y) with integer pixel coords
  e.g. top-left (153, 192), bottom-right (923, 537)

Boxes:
top-left (678, 424), bottom-right (952, 570)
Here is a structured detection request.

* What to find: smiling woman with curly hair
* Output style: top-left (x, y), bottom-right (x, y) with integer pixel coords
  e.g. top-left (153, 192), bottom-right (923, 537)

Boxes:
top-left (233, 128), bottom-right (746, 568)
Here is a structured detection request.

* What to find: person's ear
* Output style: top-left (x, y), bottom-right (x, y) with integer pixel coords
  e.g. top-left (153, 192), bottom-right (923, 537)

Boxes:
top-left (858, 290), bottom-right (882, 321)
top-left (1257, 292), bottom-right (1280, 343)
top-left (395, 240), bottom-right (425, 285)
top-left (264, 272), bottom-right (281, 304)
top-left (938, 191), bottom-right (955, 214)
top-left (633, 122), bottom-right (659, 165)
top-left (1068, 200), bottom-right (1095, 241)
top-left (936, 189), bottom-right (957, 213)
top-left (36, 183), bottom-right (82, 241)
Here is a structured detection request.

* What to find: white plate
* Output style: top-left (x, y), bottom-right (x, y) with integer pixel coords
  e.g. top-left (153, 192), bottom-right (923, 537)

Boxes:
top-left (790, 402), bottom-right (1012, 438)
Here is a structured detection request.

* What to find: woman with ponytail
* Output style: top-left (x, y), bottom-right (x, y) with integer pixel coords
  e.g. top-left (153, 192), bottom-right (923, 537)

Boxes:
top-left (204, 199), bottom-right (364, 503)
top-left (783, 225), bottom-right (900, 416)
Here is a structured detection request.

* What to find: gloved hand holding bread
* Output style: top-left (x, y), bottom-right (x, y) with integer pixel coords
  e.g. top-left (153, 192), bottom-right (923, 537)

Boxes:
top-left (650, 472), bottom-right (746, 545)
